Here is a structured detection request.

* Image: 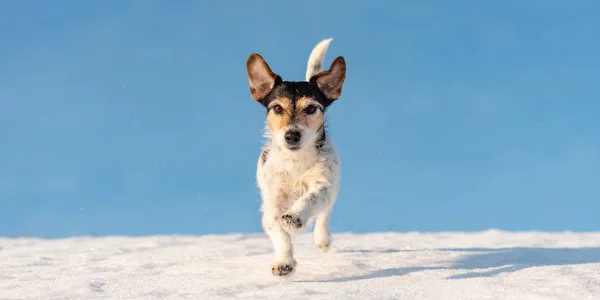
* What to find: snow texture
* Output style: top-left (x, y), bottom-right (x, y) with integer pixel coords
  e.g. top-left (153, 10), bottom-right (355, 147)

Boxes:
top-left (1, 230), bottom-right (600, 299)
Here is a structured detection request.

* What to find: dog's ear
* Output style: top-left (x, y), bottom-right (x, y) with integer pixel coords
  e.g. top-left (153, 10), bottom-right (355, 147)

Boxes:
top-left (246, 53), bottom-right (279, 101)
top-left (310, 56), bottom-right (346, 100)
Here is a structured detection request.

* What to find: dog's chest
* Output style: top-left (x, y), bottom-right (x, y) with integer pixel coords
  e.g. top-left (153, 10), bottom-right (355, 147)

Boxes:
top-left (259, 148), bottom-right (325, 200)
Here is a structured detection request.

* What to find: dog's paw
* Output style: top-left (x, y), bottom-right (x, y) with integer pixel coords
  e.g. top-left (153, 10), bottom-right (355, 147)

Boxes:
top-left (281, 214), bottom-right (303, 230)
top-left (271, 258), bottom-right (297, 277)
top-left (317, 241), bottom-right (331, 253)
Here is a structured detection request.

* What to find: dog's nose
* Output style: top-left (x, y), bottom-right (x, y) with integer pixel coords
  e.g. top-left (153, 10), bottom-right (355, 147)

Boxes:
top-left (284, 130), bottom-right (301, 145)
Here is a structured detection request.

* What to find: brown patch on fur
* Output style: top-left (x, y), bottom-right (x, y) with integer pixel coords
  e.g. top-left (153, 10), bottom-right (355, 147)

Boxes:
top-left (295, 97), bottom-right (325, 132)
top-left (295, 97), bottom-right (314, 111)
top-left (266, 97), bottom-right (292, 130)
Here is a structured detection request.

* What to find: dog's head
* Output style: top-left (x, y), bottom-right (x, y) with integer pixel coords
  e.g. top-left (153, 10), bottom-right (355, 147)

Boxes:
top-left (246, 53), bottom-right (346, 151)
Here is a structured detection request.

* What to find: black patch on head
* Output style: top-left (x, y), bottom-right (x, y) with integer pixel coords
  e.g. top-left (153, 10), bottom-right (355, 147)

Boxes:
top-left (257, 81), bottom-right (334, 110)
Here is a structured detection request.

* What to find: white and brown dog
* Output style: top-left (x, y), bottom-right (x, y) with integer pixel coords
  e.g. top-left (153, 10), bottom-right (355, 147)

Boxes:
top-left (245, 38), bottom-right (346, 277)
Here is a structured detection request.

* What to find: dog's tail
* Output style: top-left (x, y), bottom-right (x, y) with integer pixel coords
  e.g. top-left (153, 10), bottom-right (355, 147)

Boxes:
top-left (305, 38), bottom-right (333, 81)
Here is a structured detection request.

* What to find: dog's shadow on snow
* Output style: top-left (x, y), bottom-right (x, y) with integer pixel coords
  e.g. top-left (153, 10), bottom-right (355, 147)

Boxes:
top-left (299, 247), bottom-right (600, 283)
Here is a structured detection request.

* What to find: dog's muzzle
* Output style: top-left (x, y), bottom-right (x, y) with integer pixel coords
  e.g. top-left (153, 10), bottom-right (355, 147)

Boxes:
top-left (284, 130), bottom-right (302, 149)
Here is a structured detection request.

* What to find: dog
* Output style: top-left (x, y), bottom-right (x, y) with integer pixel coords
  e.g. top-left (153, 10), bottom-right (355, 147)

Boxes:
top-left (245, 38), bottom-right (346, 277)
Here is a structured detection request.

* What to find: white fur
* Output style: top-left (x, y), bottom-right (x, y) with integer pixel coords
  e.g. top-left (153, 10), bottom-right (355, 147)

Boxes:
top-left (257, 39), bottom-right (341, 277)
top-left (305, 38), bottom-right (333, 81)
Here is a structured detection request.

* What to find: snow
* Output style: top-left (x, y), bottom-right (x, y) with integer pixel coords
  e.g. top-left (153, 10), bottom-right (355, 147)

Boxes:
top-left (1, 230), bottom-right (600, 299)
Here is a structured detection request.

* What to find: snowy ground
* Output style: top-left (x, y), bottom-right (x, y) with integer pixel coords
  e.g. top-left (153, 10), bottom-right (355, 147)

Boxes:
top-left (1, 230), bottom-right (600, 299)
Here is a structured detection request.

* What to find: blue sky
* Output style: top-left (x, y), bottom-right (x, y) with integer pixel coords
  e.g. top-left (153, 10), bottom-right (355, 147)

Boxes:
top-left (1, 1), bottom-right (599, 238)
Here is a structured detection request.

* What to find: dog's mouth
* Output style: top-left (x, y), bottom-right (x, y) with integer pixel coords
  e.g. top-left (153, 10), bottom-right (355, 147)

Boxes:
top-left (286, 144), bottom-right (301, 151)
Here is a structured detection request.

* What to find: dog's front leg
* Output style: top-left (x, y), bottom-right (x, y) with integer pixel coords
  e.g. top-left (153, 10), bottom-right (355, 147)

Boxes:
top-left (281, 181), bottom-right (331, 231)
top-left (262, 198), bottom-right (297, 277)
top-left (262, 213), bottom-right (297, 276)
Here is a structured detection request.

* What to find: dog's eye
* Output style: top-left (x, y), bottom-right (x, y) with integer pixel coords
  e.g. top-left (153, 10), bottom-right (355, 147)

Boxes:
top-left (304, 105), bottom-right (317, 115)
top-left (272, 105), bottom-right (284, 114)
